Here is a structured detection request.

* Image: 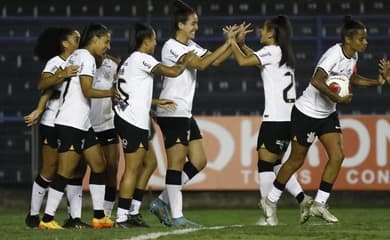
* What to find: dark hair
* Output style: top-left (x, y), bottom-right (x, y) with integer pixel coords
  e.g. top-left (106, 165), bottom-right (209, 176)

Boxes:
top-left (172, 0), bottom-right (196, 34)
top-left (34, 27), bottom-right (75, 62)
top-left (79, 23), bottom-right (110, 48)
top-left (128, 23), bottom-right (155, 53)
top-left (341, 16), bottom-right (366, 42)
top-left (267, 15), bottom-right (295, 69)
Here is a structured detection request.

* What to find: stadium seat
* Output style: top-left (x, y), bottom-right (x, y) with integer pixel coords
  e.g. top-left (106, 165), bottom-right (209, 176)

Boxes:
top-left (363, 0), bottom-right (390, 15)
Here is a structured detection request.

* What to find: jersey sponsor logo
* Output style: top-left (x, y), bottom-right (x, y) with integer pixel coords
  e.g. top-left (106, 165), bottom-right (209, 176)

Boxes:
top-left (169, 49), bottom-right (179, 58)
top-left (142, 61), bottom-right (152, 69)
top-left (306, 132), bottom-right (316, 143)
top-left (276, 140), bottom-right (289, 151)
top-left (259, 51), bottom-right (272, 58)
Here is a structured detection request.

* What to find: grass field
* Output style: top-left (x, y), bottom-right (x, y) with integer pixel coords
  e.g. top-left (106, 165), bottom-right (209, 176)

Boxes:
top-left (2, 207), bottom-right (390, 240)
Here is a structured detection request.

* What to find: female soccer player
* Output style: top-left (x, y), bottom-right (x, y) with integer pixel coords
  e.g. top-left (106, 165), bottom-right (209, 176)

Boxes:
top-left (229, 16), bottom-right (313, 226)
top-left (263, 16), bottom-right (390, 224)
top-left (24, 27), bottom-right (81, 228)
top-left (149, 0), bottom-right (235, 227)
top-left (113, 23), bottom-right (195, 228)
top-left (39, 23), bottom-right (117, 229)
top-left (89, 54), bottom-right (121, 218)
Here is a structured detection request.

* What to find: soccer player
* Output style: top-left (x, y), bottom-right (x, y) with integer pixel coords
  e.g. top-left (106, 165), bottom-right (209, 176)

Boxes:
top-left (24, 27), bottom-right (84, 228)
top-left (263, 16), bottom-right (390, 224)
top-left (148, 0), bottom-right (235, 227)
top-left (89, 54), bottom-right (121, 218)
top-left (113, 23), bottom-right (195, 228)
top-left (38, 23), bottom-right (117, 229)
top-left (228, 16), bottom-right (313, 226)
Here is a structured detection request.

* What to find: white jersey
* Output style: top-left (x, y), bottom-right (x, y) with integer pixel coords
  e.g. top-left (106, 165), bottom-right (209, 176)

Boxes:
top-left (90, 58), bottom-right (118, 132)
top-left (157, 38), bottom-right (208, 118)
top-left (254, 45), bottom-right (296, 122)
top-left (295, 43), bottom-right (357, 119)
top-left (39, 56), bottom-right (66, 127)
top-left (54, 49), bottom-right (96, 131)
top-left (114, 51), bottom-right (159, 130)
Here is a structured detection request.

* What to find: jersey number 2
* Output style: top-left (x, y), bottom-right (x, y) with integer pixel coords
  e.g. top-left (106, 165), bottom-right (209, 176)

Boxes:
top-left (283, 72), bottom-right (295, 103)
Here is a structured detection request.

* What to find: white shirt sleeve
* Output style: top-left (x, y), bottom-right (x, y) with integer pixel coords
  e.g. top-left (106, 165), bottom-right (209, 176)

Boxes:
top-left (141, 54), bottom-right (160, 73)
top-left (42, 57), bottom-right (62, 74)
top-left (316, 47), bottom-right (338, 75)
top-left (78, 52), bottom-right (96, 77)
top-left (254, 46), bottom-right (281, 66)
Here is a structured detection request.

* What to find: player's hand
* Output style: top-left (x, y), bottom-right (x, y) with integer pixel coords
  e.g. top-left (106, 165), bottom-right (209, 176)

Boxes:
top-left (110, 88), bottom-right (121, 104)
top-left (182, 50), bottom-right (197, 67)
top-left (24, 109), bottom-right (43, 127)
top-left (223, 24), bottom-right (239, 42)
top-left (157, 99), bottom-right (177, 112)
top-left (379, 59), bottom-right (390, 84)
top-left (236, 22), bottom-right (253, 45)
top-left (58, 65), bottom-right (79, 78)
top-left (337, 94), bottom-right (353, 104)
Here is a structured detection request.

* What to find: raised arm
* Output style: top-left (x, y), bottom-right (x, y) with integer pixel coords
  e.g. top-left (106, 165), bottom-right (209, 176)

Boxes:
top-left (152, 51), bottom-right (196, 77)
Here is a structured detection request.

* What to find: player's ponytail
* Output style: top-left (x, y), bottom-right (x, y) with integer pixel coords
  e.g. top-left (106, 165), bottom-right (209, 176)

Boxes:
top-left (128, 23), bottom-right (155, 53)
top-left (268, 15), bottom-right (295, 69)
top-left (172, 0), bottom-right (195, 35)
top-left (341, 15), bottom-right (365, 43)
top-left (79, 23), bottom-right (110, 48)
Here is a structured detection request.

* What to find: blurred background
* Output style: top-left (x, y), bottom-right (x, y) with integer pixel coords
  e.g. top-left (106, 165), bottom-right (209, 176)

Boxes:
top-left (0, 0), bottom-right (389, 205)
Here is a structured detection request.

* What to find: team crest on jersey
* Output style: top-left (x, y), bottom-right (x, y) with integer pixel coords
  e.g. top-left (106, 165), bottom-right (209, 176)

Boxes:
top-left (306, 132), bottom-right (316, 143)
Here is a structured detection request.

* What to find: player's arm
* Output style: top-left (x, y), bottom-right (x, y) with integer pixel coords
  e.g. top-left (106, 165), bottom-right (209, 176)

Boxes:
top-left (37, 65), bottom-right (79, 90)
top-left (80, 75), bottom-right (118, 99)
top-left (230, 39), bottom-right (260, 67)
top-left (24, 89), bottom-right (53, 126)
top-left (350, 73), bottom-right (384, 87)
top-left (151, 99), bottom-right (177, 112)
top-left (183, 43), bottom-right (230, 71)
top-left (152, 52), bottom-right (197, 77)
top-left (311, 67), bottom-right (352, 104)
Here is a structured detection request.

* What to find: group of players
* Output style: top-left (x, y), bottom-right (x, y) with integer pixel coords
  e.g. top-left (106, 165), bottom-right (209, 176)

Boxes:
top-left (23, 0), bottom-right (390, 230)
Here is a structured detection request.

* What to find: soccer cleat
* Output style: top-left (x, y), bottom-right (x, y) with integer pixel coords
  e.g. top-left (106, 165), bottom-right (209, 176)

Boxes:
top-left (255, 216), bottom-right (268, 226)
top-left (149, 198), bottom-right (172, 226)
top-left (310, 201), bottom-right (338, 223)
top-left (38, 220), bottom-right (64, 230)
top-left (171, 217), bottom-right (202, 228)
top-left (299, 194), bottom-right (314, 224)
top-left (127, 214), bottom-right (150, 228)
top-left (261, 198), bottom-right (278, 226)
top-left (25, 213), bottom-right (40, 228)
top-left (63, 218), bottom-right (92, 229)
top-left (91, 216), bottom-right (115, 229)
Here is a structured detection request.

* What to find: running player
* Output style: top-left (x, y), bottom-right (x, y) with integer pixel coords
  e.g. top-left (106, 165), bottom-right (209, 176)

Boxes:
top-left (38, 23), bottom-right (117, 229)
top-left (113, 23), bottom-right (195, 228)
top-left (263, 16), bottom-right (390, 224)
top-left (228, 16), bottom-right (313, 226)
top-left (149, 0), bottom-right (235, 227)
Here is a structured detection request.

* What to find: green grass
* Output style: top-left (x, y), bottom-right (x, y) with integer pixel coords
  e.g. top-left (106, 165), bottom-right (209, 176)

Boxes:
top-left (1, 207), bottom-right (390, 240)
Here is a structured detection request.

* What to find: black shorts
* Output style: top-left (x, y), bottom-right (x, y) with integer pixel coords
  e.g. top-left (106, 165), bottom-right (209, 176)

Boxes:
top-left (40, 124), bottom-right (58, 148)
top-left (56, 125), bottom-right (87, 154)
top-left (95, 128), bottom-right (119, 146)
top-left (114, 115), bottom-right (149, 153)
top-left (156, 117), bottom-right (202, 148)
top-left (257, 121), bottom-right (291, 155)
top-left (84, 128), bottom-right (99, 150)
top-left (291, 106), bottom-right (342, 147)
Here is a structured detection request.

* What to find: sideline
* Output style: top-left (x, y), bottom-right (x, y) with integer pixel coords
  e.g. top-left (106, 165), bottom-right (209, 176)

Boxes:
top-left (126, 225), bottom-right (244, 240)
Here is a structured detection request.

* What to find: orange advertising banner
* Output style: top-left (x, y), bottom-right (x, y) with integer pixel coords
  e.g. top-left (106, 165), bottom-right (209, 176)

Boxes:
top-left (84, 115), bottom-right (390, 191)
